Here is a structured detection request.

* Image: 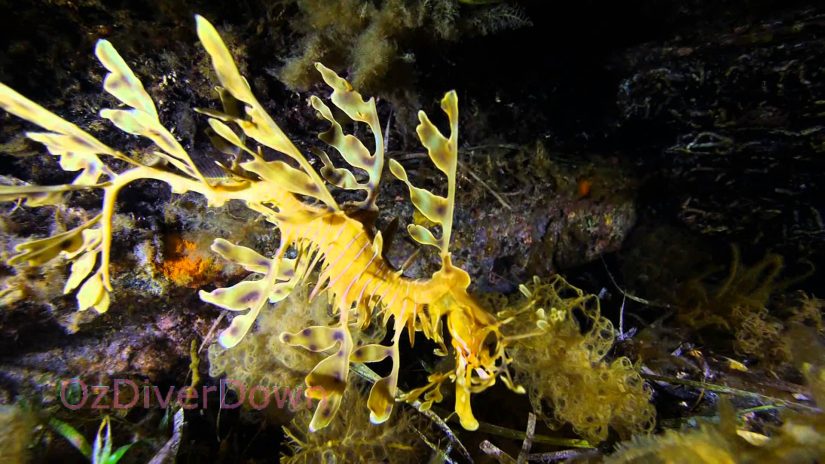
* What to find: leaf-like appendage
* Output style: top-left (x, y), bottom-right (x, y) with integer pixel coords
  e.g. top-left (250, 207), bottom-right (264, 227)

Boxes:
top-left (315, 64), bottom-right (378, 127)
top-left (0, 184), bottom-right (93, 207)
top-left (282, 320), bottom-right (354, 431)
top-left (242, 158), bottom-right (325, 201)
top-left (388, 91), bottom-right (459, 257)
top-left (194, 16), bottom-right (255, 104)
top-left (201, 275), bottom-right (277, 348)
top-left (281, 305), bottom-right (360, 431)
top-left (406, 224), bottom-right (440, 249)
top-left (96, 40), bottom-right (202, 181)
top-left (216, 312), bottom-right (257, 348)
top-left (311, 63), bottom-right (385, 211)
top-left (372, 231), bottom-right (384, 256)
top-left (209, 238), bottom-right (270, 274)
top-left (420, 384), bottom-right (445, 412)
top-left (305, 350), bottom-right (349, 431)
top-left (199, 280), bottom-right (268, 312)
top-left (366, 321), bottom-right (405, 424)
top-left (215, 279), bottom-right (294, 349)
top-left (0, 83), bottom-right (115, 187)
top-left (77, 270), bottom-right (109, 312)
top-left (311, 97), bottom-right (372, 172)
top-left (311, 97), bottom-right (374, 186)
top-left (0, 84), bottom-right (106, 146)
top-left (314, 148), bottom-right (362, 191)
top-left (280, 326), bottom-right (342, 352)
top-left (350, 343), bottom-right (391, 363)
top-left (416, 91), bottom-right (458, 177)
top-left (26, 134), bottom-right (109, 186)
top-left (64, 251), bottom-right (97, 294)
top-left (454, 372), bottom-right (479, 431)
top-left (8, 215), bottom-right (101, 267)
top-left (10, 220), bottom-right (107, 312)
top-left (387, 158), bottom-right (450, 251)
top-left (400, 372), bottom-right (448, 412)
top-left (196, 15), bottom-right (337, 210)
top-left (207, 119), bottom-right (251, 156)
top-left (0, 83), bottom-right (120, 301)
top-left (367, 376), bottom-right (396, 424)
top-left (201, 237), bottom-right (305, 347)
top-left (95, 40), bottom-right (158, 119)
top-left (50, 226), bottom-right (108, 317)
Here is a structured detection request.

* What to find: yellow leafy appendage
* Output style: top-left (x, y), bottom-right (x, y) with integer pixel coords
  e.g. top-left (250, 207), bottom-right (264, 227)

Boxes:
top-left (0, 15), bottom-right (521, 431)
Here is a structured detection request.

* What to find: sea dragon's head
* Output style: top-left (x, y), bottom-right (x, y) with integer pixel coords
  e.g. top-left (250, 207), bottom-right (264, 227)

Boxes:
top-left (445, 288), bottom-right (525, 428)
top-left (403, 256), bottom-right (522, 430)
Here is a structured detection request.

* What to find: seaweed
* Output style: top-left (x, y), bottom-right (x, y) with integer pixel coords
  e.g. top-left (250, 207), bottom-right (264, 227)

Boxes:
top-left (279, 0), bottom-right (531, 95)
top-left (503, 275), bottom-right (656, 443)
top-left (606, 326), bottom-right (825, 463)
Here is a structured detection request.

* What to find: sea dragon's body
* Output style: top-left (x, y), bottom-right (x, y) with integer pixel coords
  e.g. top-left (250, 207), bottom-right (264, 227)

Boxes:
top-left (0, 16), bottom-right (519, 432)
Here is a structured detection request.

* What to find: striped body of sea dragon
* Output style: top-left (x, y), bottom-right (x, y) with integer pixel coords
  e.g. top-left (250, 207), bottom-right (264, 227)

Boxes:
top-left (0, 15), bottom-right (523, 431)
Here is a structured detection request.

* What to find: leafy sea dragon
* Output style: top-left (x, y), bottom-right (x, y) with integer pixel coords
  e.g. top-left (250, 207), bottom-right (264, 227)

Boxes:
top-left (0, 15), bottom-right (523, 431)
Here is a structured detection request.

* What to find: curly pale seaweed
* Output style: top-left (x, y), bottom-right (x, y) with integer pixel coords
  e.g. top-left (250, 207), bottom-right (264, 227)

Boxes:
top-left (505, 275), bottom-right (656, 443)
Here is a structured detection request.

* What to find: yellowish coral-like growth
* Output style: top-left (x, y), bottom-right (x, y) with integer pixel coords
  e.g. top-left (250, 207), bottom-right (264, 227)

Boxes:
top-left (504, 275), bottom-right (656, 443)
top-left (0, 404), bottom-right (34, 464)
top-left (606, 422), bottom-right (740, 464)
top-left (675, 246), bottom-right (816, 361)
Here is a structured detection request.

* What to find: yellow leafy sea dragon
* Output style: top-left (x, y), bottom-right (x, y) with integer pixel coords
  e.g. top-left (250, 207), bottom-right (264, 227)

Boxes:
top-left (0, 16), bottom-right (524, 431)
